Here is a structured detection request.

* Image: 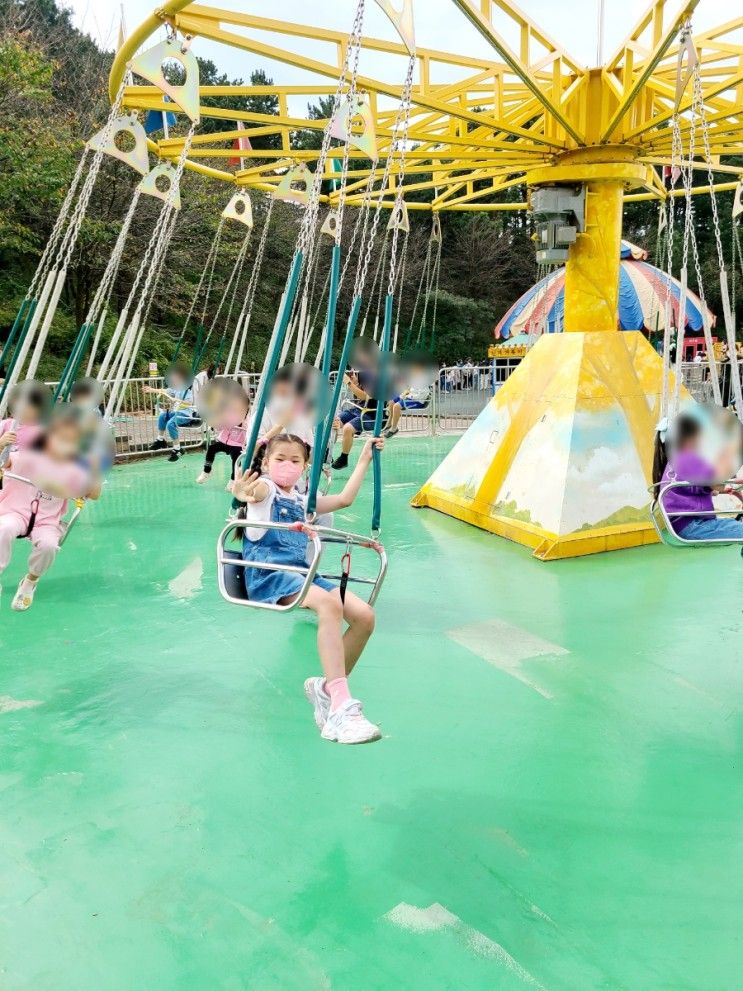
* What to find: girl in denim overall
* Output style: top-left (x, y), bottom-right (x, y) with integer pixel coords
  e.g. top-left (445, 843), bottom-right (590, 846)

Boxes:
top-left (233, 433), bottom-right (384, 745)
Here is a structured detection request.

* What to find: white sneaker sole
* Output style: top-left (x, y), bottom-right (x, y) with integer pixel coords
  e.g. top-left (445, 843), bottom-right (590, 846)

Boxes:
top-left (321, 723), bottom-right (382, 745)
top-left (303, 678), bottom-right (330, 729)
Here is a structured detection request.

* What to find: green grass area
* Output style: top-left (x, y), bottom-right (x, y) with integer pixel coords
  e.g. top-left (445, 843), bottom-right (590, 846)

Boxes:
top-left (0, 437), bottom-right (740, 990)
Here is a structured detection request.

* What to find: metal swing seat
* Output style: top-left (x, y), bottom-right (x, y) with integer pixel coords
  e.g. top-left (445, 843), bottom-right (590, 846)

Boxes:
top-left (649, 478), bottom-right (743, 548)
top-left (217, 515), bottom-right (387, 612)
top-left (338, 390), bottom-right (392, 436)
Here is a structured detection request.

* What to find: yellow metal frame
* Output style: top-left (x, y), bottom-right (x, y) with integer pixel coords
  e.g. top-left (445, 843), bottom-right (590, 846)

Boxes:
top-left (109, 1), bottom-right (743, 212)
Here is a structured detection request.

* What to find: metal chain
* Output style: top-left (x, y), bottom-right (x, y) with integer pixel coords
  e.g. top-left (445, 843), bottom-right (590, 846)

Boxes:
top-left (199, 219), bottom-right (225, 327)
top-left (219, 230), bottom-right (254, 345)
top-left (694, 67), bottom-right (726, 274)
top-left (227, 196), bottom-right (276, 375)
top-left (387, 56), bottom-right (417, 297)
top-left (204, 228), bottom-right (253, 345)
top-left (342, 164), bottom-right (380, 296)
top-left (104, 124), bottom-right (195, 414)
top-left (334, 0), bottom-right (367, 244)
top-left (28, 147), bottom-right (90, 298)
top-left (58, 81), bottom-right (127, 273)
top-left (182, 218), bottom-right (225, 338)
top-left (86, 188), bottom-right (142, 329)
top-left (297, 0), bottom-right (366, 259)
top-left (354, 53), bottom-right (416, 303)
top-left (661, 108), bottom-right (682, 417)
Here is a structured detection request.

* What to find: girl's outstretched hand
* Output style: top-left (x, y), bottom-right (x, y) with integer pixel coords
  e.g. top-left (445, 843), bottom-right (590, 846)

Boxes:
top-left (232, 467), bottom-right (263, 503)
top-left (360, 437), bottom-right (384, 463)
top-left (0, 431), bottom-right (17, 448)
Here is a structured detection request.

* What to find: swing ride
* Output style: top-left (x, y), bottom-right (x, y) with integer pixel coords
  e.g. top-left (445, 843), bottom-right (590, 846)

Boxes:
top-left (90, 0), bottom-right (743, 559)
top-left (3, 2), bottom-right (743, 988)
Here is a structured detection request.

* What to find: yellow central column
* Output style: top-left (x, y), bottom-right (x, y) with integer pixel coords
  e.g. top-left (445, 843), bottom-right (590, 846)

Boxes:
top-left (563, 179), bottom-right (624, 332)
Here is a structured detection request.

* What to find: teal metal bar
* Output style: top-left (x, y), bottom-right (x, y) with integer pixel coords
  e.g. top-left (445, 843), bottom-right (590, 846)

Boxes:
top-left (63, 321), bottom-right (96, 400)
top-left (371, 293), bottom-right (394, 534)
top-left (54, 322), bottom-right (89, 401)
top-left (0, 299), bottom-right (30, 375)
top-left (241, 250), bottom-right (305, 475)
top-left (307, 244), bottom-right (342, 515)
top-left (0, 298), bottom-right (39, 406)
top-left (307, 294), bottom-right (363, 517)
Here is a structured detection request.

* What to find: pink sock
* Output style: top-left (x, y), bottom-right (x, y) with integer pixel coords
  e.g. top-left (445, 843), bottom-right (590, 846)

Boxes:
top-left (326, 677), bottom-right (351, 712)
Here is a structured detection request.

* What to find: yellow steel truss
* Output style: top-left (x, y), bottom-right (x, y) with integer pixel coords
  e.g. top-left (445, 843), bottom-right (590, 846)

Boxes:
top-left (109, 0), bottom-right (743, 211)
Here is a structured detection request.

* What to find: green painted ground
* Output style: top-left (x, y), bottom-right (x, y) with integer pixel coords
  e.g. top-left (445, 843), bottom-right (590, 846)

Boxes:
top-left (1, 436), bottom-right (741, 991)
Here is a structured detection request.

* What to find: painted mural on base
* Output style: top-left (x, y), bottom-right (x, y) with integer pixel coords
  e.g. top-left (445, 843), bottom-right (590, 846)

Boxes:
top-left (413, 332), bottom-right (670, 560)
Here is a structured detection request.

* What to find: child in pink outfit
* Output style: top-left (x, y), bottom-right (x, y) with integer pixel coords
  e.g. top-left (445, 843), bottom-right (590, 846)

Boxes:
top-left (196, 383), bottom-right (250, 491)
top-left (0, 410), bottom-right (99, 611)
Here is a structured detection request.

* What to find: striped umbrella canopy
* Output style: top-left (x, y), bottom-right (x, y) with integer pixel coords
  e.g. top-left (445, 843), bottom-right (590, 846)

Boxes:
top-left (495, 240), bottom-right (715, 339)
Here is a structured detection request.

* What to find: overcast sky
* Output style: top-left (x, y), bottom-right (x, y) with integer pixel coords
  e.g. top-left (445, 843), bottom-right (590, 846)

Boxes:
top-left (66, 0), bottom-right (731, 115)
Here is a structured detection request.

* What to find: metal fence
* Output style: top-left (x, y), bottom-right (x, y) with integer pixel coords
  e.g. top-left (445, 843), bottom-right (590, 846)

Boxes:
top-left (40, 352), bottom-right (743, 463)
top-left (680, 360), bottom-right (743, 406)
top-left (41, 363), bottom-right (514, 459)
top-left (45, 376), bottom-right (207, 461)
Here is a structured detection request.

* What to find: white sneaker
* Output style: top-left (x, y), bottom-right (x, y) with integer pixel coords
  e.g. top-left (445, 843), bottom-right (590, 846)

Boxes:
top-left (196, 471), bottom-right (209, 484)
top-left (304, 677), bottom-right (331, 728)
top-left (11, 578), bottom-right (37, 612)
top-left (225, 480), bottom-right (234, 493)
top-left (321, 699), bottom-right (381, 744)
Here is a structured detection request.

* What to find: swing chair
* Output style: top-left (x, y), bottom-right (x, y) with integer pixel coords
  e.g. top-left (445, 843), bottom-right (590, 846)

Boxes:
top-left (650, 477), bottom-right (743, 548)
top-left (217, 0), bottom-right (418, 611)
top-left (650, 19), bottom-right (743, 550)
top-left (218, 519), bottom-right (388, 612)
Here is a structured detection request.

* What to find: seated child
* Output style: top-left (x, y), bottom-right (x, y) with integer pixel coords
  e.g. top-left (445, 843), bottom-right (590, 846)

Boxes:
top-left (69, 378), bottom-right (114, 473)
top-left (232, 433), bottom-right (384, 745)
top-left (0, 408), bottom-right (101, 610)
top-left (385, 364), bottom-right (433, 438)
top-left (144, 364), bottom-right (200, 462)
top-left (196, 380), bottom-right (250, 491)
top-left (655, 411), bottom-right (743, 545)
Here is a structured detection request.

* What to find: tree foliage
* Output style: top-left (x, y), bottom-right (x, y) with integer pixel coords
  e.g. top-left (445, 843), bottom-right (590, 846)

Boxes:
top-left (6, 0), bottom-right (734, 384)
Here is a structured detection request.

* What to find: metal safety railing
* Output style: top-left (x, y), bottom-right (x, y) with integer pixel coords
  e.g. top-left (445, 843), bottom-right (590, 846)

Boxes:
top-left (680, 361), bottom-right (743, 406)
top-left (37, 360), bottom-right (521, 462)
top-left (44, 376), bottom-right (207, 461)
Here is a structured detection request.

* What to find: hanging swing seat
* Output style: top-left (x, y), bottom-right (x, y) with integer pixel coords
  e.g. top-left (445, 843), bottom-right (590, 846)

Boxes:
top-left (338, 390), bottom-right (392, 435)
top-left (217, 517), bottom-right (387, 612)
top-left (649, 478), bottom-right (743, 547)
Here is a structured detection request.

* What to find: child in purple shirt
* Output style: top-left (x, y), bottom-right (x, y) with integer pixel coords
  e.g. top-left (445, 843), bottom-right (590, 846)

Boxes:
top-left (654, 412), bottom-right (743, 545)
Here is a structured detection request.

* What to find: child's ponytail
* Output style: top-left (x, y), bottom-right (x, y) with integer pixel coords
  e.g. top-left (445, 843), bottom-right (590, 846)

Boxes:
top-left (652, 424), bottom-right (669, 487)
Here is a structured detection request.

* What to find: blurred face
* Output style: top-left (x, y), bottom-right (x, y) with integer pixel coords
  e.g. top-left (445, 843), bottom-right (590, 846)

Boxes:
top-left (221, 396), bottom-right (249, 430)
top-left (72, 391), bottom-right (95, 412)
top-left (269, 381), bottom-right (296, 417)
top-left (45, 422), bottom-right (80, 461)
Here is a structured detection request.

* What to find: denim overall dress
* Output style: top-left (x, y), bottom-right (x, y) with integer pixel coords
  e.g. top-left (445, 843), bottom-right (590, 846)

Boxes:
top-left (242, 488), bottom-right (335, 604)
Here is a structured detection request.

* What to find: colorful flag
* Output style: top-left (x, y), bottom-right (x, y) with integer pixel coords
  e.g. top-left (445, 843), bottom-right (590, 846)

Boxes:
top-left (228, 121), bottom-right (252, 169)
top-left (144, 96), bottom-right (177, 135)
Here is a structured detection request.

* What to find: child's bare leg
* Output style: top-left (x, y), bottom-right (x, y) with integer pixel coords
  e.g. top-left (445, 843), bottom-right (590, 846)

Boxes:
top-left (340, 589), bottom-right (376, 674)
top-left (298, 586), bottom-right (345, 682)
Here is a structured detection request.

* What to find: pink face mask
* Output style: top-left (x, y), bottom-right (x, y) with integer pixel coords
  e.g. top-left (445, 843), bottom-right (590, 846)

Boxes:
top-left (268, 461), bottom-right (305, 489)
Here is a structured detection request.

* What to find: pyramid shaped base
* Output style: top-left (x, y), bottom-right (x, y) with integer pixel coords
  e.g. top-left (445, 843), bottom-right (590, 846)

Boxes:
top-left (413, 332), bottom-right (671, 561)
